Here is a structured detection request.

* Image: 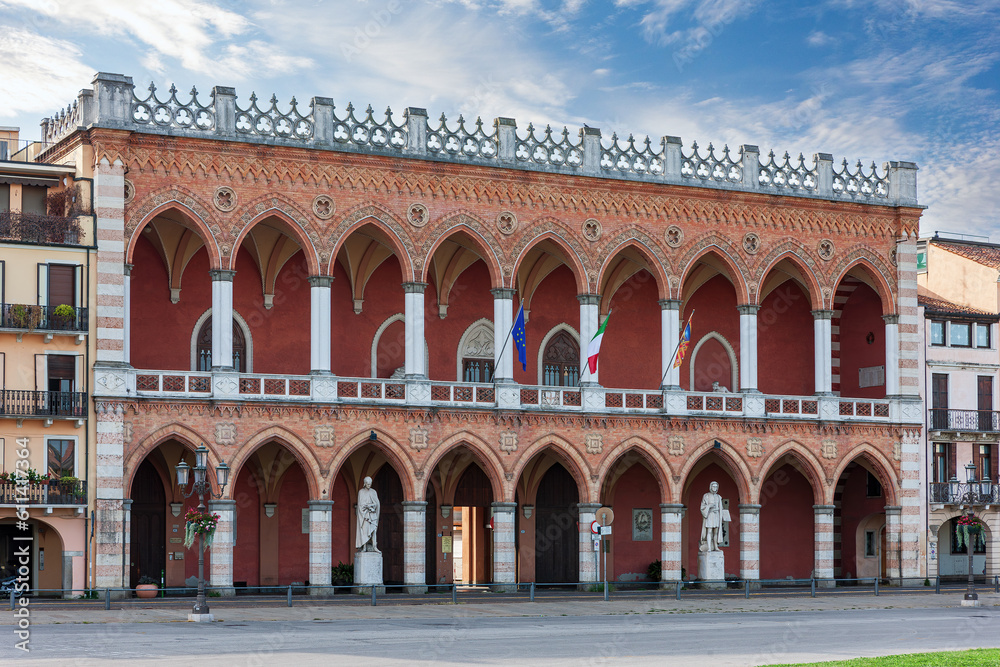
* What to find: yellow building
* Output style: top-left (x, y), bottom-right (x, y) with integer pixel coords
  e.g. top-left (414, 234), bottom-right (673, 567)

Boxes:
top-left (0, 128), bottom-right (96, 597)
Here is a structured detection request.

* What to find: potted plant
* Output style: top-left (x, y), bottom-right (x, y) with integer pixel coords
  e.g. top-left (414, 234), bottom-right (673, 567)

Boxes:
top-left (136, 575), bottom-right (159, 599)
top-left (9, 304), bottom-right (42, 331)
top-left (52, 303), bottom-right (76, 329)
top-left (956, 513), bottom-right (987, 551)
top-left (184, 507), bottom-right (221, 550)
top-left (332, 561), bottom-right (354, 588)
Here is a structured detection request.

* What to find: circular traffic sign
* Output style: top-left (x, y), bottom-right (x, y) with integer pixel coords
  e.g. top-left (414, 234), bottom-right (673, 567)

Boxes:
top-left (590, 520), bottom-right (600, 534)
top-left (595, 507), bottom-right (614, 526)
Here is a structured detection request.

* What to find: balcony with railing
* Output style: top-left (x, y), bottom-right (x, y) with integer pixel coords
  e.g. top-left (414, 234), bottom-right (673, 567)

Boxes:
top-left (110, 368), bottom-right (922, 424)
top-left (0, 390), bottom-right (88, 419)
top-left (929, 481), bottom-right (999, 505)
top-left (0, 303), bottom-right (88, 334)
top-left (0, 211), bottom-right (82, 246)
top-left (0, 478), bottom-right (87, 506)
top-left (928, 409), bottom-right (1000, 433)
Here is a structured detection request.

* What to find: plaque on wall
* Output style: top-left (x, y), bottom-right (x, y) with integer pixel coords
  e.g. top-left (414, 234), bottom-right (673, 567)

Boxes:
top-left (632, 508), bottom-right (653, 541)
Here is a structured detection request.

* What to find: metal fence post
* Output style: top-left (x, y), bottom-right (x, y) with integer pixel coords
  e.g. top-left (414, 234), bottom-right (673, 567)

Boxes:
top-left (811, 578), bottom-right (816, 598)
top-left (371, 585), bottom-right (377, 607)
top-left (529, 582), bottom-right (535, 602)
top-left (287, 585), bottom-right (293, 607)
top-left (874, 577), bottom-right (879, 597)
top-left (452, 583), bottom-right (457, 605)
top-left (105, 588), bottom-right (110, 610)
top-left (9, 593), bottom-right (15, 610)
top-left (995, 575), bottom-right (998, 594)
top-left (745, 579), bottom-right (750, 599)
top-left (603, 580), bottom-right (609, 602)
top-left (935, 576), bottom-right (940, 594)
top-left (675, 581), bottom-right (681, 601)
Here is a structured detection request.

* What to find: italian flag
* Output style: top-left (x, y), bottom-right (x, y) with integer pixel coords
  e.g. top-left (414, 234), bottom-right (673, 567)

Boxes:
top-left (587, 311), bottom-right (611, 374)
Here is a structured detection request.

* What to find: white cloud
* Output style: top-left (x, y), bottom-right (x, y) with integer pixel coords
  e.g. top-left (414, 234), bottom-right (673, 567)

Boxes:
top-left (0, 29), bottom-right (93, 117)
top-left (806, 30), bottom-right (834, 47)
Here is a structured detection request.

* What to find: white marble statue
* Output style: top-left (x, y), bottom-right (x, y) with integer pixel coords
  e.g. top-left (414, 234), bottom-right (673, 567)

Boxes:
top-left (355, 476), bottom-right (381, 553)
top-left (699, 481), bottom-right (724, 552)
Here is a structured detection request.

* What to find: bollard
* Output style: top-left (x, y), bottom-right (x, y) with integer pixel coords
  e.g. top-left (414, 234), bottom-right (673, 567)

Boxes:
top-left (9, 592), bottom-right (14, 611)
top-left (935, 576), bottom-right (940, 594)
top-left (811, 578), bottom-right (816, 598)
top-left (105, 588), bottom-right (110, 610)
top-left (452, 584), bottom-right (457, 605)
top-left (874, 577), bottom-right (879, 597)
top-left (603, 580), bottom-right (609, 602)
top-left (675, 581), bottom-right (681, 601)
top-left (745, 579), bottom-right (750, 599)
top-left (371, 585), bottom-right (377, 607)
top-left (995, 575), bottom-right (999, 594)
top-left (287, 585), bottom-right (293, 607)
top-left (529, 582), bottom-right (535, 602)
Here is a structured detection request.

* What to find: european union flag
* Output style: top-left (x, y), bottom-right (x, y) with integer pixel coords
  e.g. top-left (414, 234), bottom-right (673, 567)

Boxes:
top-left (512, 304), bottom-right (527, 371)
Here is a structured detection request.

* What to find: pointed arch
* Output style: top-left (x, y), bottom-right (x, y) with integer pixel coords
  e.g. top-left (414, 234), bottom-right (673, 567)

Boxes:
top-left (757, 440), bottom-right (828, 505)
top-left (754, 247), bottom-right (824, 310)
top-left (677, 235), bottom-right (751, 304)
top-left (229, 207), bottom-right (321, 276)
top-left (512, 434), bottom-right (593, 503)
top-left (537, 323), bottom-right (581, 386)
top-left (190, 308), bottom-right (254, 373)
top-left (511, 230), bottom-right (589, 294)
top-left (595, 436), bottom-right (675, 503)
top-left (327, 428), bottom-right (417, 501)
top-left (420, 215), bottom-right (505, 288)
top-left (126, 200), bottom-right (222, 269)
top-left (455, 318), bottom-right (495, 382)
top-left (595, 235), bottom-right (671, 302)
top-left (677, 438), bottom-right (754, 504)
top-left (227, 426), bottom-right (322, 501)
top-left (829, 444), bottom-right (899, 505)
top-left (420, 431), bottom-right (506, 502)
top-left (124, 423), bottom-right (221, 496)
top-left (829, 254), bottom-right (896, 315)
top-left (327, 205), bottom-right (415, 281)
top-left (689, 331), bottom-right (739, 392)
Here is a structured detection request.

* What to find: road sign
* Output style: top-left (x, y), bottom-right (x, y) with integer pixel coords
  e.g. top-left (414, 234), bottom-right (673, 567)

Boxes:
top-left (595, 507), bottom-right (614, 526)
top-left (593, 539), bottom-right (600, 551)
top-left (590, 520), bottom-right (600, 534)
top-left (600, 526), bottom-right (612, 536)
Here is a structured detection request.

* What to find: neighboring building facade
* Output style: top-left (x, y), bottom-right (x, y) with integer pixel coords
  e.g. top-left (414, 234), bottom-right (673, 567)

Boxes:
top-left (38, 73), bottom-right (924, 593)
top-left (918, 237), bottom-right (1000, 581)
top-left (0, 129), bottom-right (95, 595)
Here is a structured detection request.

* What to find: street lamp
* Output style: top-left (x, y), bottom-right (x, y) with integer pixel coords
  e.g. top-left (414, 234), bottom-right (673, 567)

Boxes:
top-left (175, 444), bottom-right (230, 619)
top-left (960, 462), bottom-right (984, 606)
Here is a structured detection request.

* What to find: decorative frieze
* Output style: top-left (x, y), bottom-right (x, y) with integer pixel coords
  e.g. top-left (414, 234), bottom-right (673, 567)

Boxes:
top-left (585, 433), bottom-right (603, 455)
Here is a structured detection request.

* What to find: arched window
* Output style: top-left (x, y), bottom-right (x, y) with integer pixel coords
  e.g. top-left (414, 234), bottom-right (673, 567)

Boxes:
top-left (458, 319), bottom-right (495, 383)
top-left (196, 317), bottom-right (246, 372)
top-left (542, 331), bottom-right (579, 387)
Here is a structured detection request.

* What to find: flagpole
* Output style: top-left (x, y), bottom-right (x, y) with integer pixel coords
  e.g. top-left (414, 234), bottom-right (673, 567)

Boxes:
top-left (489, 293), bottom-right (521, 384)
top-left (660, 309), bottom-right (694, 388)
top-left (583, 309), bottom-right (611, 383)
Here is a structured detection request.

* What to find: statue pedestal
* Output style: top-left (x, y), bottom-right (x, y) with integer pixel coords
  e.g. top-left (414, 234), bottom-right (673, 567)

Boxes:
top-left (697, 550), bottom-right (725, 589)
top-left (353, 550), bottom-right (384, 594)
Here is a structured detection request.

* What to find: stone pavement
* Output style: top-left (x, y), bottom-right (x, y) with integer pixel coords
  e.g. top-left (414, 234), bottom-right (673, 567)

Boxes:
top-left (17, 590), bottom-right (1000, 625)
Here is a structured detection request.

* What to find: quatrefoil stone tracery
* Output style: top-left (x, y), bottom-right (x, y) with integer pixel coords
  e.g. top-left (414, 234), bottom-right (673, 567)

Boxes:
top-left (742, 232), bottom-right (760, 254)
top-left (496, 211), bottom-right (517, 235)
top-left (213, 186), bottom-right (237, 212)
top-left (818, 239), bottom-right (835, 261)
top-left (123, 179), bottom-right (135, 204)
top-left (665, 225), bottom-right (683, 248)
top-left (407, 203), bottom-right (429, 227)
top-left (582, 218), bottom-right (602, 242)
top-left (312, 195), bottom-right (335, 220)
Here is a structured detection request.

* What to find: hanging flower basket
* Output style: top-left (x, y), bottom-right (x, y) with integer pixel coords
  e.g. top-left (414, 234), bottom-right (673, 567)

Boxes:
top-left (184, 507), bottom-right (220, 551)
top-left (955, 513), bottom-right (987, 551)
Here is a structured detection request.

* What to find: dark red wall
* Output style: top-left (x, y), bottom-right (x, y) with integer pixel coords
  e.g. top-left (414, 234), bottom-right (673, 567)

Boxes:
top-left (683, 461), bottom-right (741, 579)
top-left (838, 464), bottom-right (886, 579)
top-left (759, 464), bottom-right (815, 580)
top-left (331, 255), bottom-right (405, 377)
top-left (426, 261), bottom-right (494, 381)
top-left (233, 467), bottom-right (260, 586)
top-left (601, 270), bottom-right (661, 390)
top-left (609, 464), bottom-right (661, 579)
top-left (130, 236), bottom-right (211, 370)
top-left (277, 465), bottom-right (309, 584)
top-left (839, 284), bottom-right (885, 398)
top-left (757, 281), bottom-right (814, 396)
top-left (681, 275), bottom-right (739, 391)
top-left (515, 266), bottom-right (579, 385)
top-left (693, 337), bottom-right (732, 392)
top-left (332, 474), bottom-right (351, 567)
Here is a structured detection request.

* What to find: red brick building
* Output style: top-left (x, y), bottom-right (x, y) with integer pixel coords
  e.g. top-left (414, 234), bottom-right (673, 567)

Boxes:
top-left (43, 73), bottom-right (924, 592)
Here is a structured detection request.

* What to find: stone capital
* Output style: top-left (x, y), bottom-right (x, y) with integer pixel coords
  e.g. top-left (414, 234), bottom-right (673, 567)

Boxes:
top-left (737, 304), bottom-right (761, 315)
top-left (658, 299), bottom-right (682, 311)
top-left (402, 281), bottom-right (428, 294)
top-left (577, 294), bottom-right (601, 306)
top-left (738, 504), bottom-right (762, 515)
top-left (308, 276), bottom-right (334, 288)
top-left (209, 269), bottom-right (236, 282)
top-left (882, 313), bottom-right (900, 324)
top-left (491, 288), bottom-right (516, 300)
top-left (491, 502), bottom-right (518, 513)
top-left (401, 501), bottom-right (428, 512)
top-left (812, 504), bottom-right (837, 515)
top-left (811, 309), bottom-right (835, 320)
top-left (307, 500), bottom-right (335, 511)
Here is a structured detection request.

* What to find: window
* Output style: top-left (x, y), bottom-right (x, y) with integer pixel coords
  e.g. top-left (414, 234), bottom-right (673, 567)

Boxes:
top-left (931, 373), bottom-right (948, 429)
top-left (196, 317), bottom-right (246, 372)
top-left (22, 186), bottom-right (46, 214)
top-left (950, 322), bottom-right (971, 347)
top-left (933, 443), bottom-right (951, 483)
top-left (462, 358), bottom-right (494, 383)
top-left (976, 323), bottom-right (991, 348)
top-left (46, 439), bottom-right (75, 478)
top-left (864, 530), bottom-right (877, 557)
top-left (930, 321), bottom-right (945, 346)
top-left (866, 471), bottom-right (883, 498)
top-left (541, 331), bottom-right (579, 387)
top-left (975, 444), bottom-right (993, 481)
top-left (0, 184), bottom-right (8, 210)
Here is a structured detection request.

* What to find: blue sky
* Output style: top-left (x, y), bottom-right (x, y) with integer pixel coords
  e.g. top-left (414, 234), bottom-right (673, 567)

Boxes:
top-left (1, 0), bottom-right (997, 238)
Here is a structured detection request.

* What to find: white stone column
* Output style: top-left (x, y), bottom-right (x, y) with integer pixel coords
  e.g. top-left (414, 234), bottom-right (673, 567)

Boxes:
top-left (814, 505), bottom-right (835, 586)
top-left (739, 504), bottom-right (761, 582)
top-left (492, 289), bottom-right (515, 382)
top-left (578, 503), bottom-right (601, 584)
top-left (210, 270), bottom-right (235, 370)
top-left (812, 310), bottom-right (834, 395)
top-left (738, 305), bottom-right (759, 392)
top-left (123, 264), bottom-right (132, 365)
top-left (578, 295), bottom-right (600, 385)
top-left (492, 502), bottom-right (517, 591)
top-left (885, 506), bottom-right (902, 584)
top-left (403, 282), bottom-right (427, 378)
top-left (884, 314), bottom-right (900, 396)
top-left (660, 504), bottom-right (684, 582)
top-left (208, 499), bottom-right (236, 595)
top-left (402, 501), bottom-right (427, 593)
top-left (309, 277), bottom-right (333, 374)
top-left (660, 300), bottom-right (681, 389)
top-left (94, 156), bottom-right (126, 366)
top-left (307, 500), bottom-right (334, 592)
top-left (94, 401), bottom-right (128, 593)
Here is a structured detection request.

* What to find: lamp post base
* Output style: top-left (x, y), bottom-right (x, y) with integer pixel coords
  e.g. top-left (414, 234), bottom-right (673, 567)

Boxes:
top-left (188, 613), bottom-right (216, 622)
top-left (961, 598), bottom-right (981, 607)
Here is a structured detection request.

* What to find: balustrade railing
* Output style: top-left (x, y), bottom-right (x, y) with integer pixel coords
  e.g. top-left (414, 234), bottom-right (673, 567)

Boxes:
top-left (0, 390), bottom-right (87, 418)
top-left (118, 369), bottom-right (914, 423)
top-left (0, 479), bottom-right (87, 505)
top-left (0, 303), bottom-right (88, 332)
top-left (0, 211), bottom-right (82, 245)
top-left (928, 482), bottom-right (999, 505)
top-left (928, 409), bottom-right (1000, 432)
